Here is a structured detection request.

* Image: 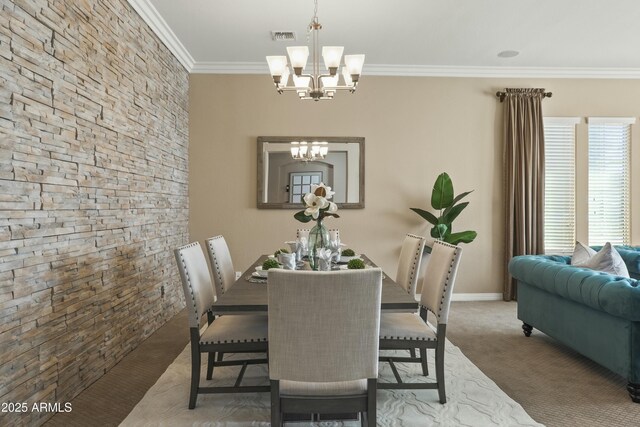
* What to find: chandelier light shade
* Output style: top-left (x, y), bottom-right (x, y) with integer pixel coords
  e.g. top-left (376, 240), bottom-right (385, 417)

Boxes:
top-left (291, 141), bottom-right (329, 162)
top-left (266, 0), bottom-right (365, 101)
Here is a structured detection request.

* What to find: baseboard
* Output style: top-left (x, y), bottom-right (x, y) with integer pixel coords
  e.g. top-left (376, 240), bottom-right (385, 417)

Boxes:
top-left (452, 293), bottom-right (503, 301)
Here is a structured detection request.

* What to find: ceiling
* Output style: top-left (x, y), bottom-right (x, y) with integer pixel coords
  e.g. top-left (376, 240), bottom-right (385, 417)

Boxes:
top-left (131, 0), bottom-right (640, 77)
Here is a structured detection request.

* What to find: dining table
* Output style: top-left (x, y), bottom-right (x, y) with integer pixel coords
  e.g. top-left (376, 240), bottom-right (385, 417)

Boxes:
top-left (208, 253), bottom-right (417, 423)
top-left (211, 254), bottom-right (418, 313)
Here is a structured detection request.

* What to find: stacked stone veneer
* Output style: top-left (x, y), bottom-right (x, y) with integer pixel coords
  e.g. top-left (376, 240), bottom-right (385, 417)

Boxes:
top-left (0, 0), bottom-right (189, 424)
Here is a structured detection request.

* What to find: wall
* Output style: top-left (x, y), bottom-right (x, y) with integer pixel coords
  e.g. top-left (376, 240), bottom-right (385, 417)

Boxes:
top-left (189, 74), bottom-right (640, 296)
top-left (0, 1), bottom-right (189, 425)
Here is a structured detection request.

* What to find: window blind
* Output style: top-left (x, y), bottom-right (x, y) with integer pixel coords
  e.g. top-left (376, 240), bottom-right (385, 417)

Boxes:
top-left (587, 118), bottom-right (634, 246)
top-left (543, 118), bottom-right (579, 254)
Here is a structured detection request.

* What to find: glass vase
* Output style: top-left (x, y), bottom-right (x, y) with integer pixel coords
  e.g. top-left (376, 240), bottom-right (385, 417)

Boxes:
top-left (308, 220), bottom-right (330, 270)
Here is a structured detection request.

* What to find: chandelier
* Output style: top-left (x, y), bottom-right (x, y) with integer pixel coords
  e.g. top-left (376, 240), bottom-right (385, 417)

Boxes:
top-left (266, 0), bottom-right (365, 101)
top-left (290, 141), bottom-right (328, 162)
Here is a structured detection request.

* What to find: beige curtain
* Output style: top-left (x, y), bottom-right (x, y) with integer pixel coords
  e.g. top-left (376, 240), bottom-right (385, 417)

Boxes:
top-left (502, 88), bottom-right (545, 301)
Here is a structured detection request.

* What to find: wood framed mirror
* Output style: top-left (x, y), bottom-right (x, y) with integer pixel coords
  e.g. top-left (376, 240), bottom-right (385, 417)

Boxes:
top-left (257, 136), bottom-right (364, 209)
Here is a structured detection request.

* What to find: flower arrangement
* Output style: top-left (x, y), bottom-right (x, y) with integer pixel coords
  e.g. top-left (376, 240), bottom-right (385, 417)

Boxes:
top-left (294, 183), bottom-right (339, 223)
top-left (293, 183), bottom-right (339, 271)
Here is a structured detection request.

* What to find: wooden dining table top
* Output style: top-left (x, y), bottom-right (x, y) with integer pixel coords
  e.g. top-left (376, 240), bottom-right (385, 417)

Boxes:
top-left (211, 254), bottom-right (419, 313)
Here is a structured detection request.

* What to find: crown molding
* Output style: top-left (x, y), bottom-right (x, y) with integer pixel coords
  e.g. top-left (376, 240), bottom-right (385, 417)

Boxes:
top-left (127, 0), bottom-right (194, 71)
top-left (124, 1), bottom-right (640, 79)
top-left (191, 62), bottom-right (268, 74)
top-left (191, 61), bottom-right (640, 79)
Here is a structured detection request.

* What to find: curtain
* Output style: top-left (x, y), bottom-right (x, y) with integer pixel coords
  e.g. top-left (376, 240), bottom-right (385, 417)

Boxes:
top-left (502, 88), bottom-right (545, 301)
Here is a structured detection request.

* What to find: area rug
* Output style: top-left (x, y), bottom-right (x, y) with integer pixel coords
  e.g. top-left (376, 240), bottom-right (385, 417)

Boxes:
top-left (120, 340), bottom-right (543, 426)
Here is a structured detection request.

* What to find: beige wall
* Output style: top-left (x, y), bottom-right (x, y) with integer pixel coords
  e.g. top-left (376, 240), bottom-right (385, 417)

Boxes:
top-left (189, 74), bottom-right (640, 295)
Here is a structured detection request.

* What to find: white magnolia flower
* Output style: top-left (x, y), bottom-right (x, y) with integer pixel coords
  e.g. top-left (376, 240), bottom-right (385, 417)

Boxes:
top-left (326, 202), bottom-right (338, 214)
top-left (303, 193), bottom-right (329, 219)
top-left (311, 183), bottom-right (335, 200)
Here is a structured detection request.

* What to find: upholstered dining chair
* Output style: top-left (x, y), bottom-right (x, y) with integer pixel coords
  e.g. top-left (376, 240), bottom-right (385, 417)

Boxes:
top-left (174, 242), bottom-right (269, 409)
top-left (205, 235), bottom-right (236, 296)
top-left (296, 228), bottom-right (310, 240)
top-left (378, 240), bottom-right (463, 404)
top-left (297, 228), bottom-right (340, 241)
top-left (268, 269), bottom-right (382, 426)
top-left (396, 233), bottom-right (426, 299)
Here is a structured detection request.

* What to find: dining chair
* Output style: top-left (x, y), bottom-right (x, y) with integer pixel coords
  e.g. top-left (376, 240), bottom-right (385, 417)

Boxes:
top-left (297, 228), bottom-right (340, 241)
top-left (396, 233), bottom-right (426, 298)
top-left (268, 269), bottom-right (382, 426)
top-left (205, 235), bottom-right (236, 296)
top-left (174, 242), bottom-right (269, 409)
top-left (388, 233), bottom-right (427, 367)
top-left (378, 240), bottom-right (463, 404)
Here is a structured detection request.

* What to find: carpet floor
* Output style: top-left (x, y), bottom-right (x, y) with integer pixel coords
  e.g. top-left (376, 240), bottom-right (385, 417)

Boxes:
top-left (120, 341), bottom-right (541, 426)
top-left (44, 301), bottom-right (640, 426)
top-left (446, 301), bottom-right (640, 427)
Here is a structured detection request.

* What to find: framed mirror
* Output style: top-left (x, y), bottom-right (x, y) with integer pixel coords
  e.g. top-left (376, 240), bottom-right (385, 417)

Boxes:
top-left (257, 136), bottom-right (364, 209)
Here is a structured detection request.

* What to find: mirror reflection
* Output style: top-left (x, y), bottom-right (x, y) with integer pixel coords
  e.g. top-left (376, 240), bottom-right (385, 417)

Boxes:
top-left (257, 136), bottom-right (364, 209)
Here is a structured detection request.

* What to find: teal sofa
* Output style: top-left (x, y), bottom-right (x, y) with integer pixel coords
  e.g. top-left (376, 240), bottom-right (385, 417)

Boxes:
top-left (509, 249), bottom-right (640, 402)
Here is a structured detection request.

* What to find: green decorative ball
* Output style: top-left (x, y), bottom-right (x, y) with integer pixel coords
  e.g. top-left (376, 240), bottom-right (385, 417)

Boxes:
top-left (341, 248), bottom-right (356, 256)
top-left (347, 258), bottom-right (365, 269)
top-left (262, 258), bottom-right (280, 270)
top-left (274, 248), bottom-right (289, 256)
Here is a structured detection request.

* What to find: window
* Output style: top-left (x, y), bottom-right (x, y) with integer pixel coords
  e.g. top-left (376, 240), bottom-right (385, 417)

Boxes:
top-left (289, 172), bottom-right (321, 203)
top-left (587, 117), bottom-right (634, 246)
top-left (543, 118), bottom-right (579, 254)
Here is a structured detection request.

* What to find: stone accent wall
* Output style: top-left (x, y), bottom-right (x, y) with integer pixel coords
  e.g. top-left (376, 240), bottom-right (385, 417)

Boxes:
top-left (0, 1), bottom-right (189, 424)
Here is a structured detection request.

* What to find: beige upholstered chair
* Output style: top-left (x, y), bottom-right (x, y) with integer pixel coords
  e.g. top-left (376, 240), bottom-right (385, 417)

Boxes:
top-left (297, 228), bottom-right (339, 241)
top-left (205, 235), bottom-right (236, 296)
top-left (395, 233), bottom-right (426, 297)
top-left (174, 242), bottom-right (269, 409)
top-left (268, 269), bottom-right (382, 426)
top-left (379, 240), bottom-right (462, 403)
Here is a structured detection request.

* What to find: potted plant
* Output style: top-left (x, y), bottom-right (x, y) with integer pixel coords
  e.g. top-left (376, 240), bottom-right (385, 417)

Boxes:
top-left (410, 172), bottom-right (477, 250)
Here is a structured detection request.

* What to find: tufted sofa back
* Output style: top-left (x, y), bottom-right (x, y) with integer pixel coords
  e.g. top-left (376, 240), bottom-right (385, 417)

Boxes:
top-left (509, 255), bottom-right (640, 321)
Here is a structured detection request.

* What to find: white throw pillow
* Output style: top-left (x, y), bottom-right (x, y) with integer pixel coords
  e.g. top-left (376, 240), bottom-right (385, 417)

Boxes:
top-left (571, 241), bottom-right (596, 265)
top-left (573, 242), bottom-right (630, 278)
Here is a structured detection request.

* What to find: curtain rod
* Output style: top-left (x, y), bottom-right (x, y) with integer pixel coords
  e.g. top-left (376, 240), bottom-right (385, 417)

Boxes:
top-left (496, 91), bottom-right (552, 102)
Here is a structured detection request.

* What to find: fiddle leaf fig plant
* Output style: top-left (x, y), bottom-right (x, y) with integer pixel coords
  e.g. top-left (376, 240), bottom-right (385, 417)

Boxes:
top-left (410, 172), bottom-right (478, 246)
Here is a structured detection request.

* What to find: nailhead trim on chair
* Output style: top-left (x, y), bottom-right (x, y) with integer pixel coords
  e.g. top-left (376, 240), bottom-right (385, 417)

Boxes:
top-left (201, 337), bottom-right (268, 344)
top-left (406, 233), bottom-right (425, 294)
top-left (207, 236), bottom-right (228, 295)
top-left (297, 228), bottom-right (340, 240)
top-left (177, 242), bottom-right (202, 319)
top-left (379, 335), bottom-right (436, 341)
top-left (420, 240), bottom-right (460, 321)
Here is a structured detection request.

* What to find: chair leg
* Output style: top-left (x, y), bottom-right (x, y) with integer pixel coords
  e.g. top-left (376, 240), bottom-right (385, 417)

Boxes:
top-left (420, 348), bottom-right (429, 376)
top-left (217, 352), bottom-right (224, 362)
top-left (367, 378), bottom-right (376, 427)
top-left (271, 380), bottom-right (282, 427)
top-left (409, 348), bottom-right (416, 358)
top-left (435, 341), bottom-right (446, 404)
top-left (189, 343), bottom-right (201, 409)
top-left (206, 352), bottom-right (215, 380)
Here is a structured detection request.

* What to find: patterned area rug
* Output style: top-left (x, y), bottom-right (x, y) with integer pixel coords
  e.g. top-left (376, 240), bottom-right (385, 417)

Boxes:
top-left (121, 340), bottom-right (542, 426)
